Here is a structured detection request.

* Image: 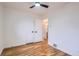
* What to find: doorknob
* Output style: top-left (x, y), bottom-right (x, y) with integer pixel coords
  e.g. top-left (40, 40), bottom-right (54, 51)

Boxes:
top-left (32, 31), bottom-right (34, 33)
top-left (35, 31), bottom-right (37, 33)
top-left (32, 31), bottom-right (37, 33)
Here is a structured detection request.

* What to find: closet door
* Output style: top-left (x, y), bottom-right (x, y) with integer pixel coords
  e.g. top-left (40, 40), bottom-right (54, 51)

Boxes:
top-left (17, 17), bottom-right (43, 44)
top-left (16, 17), bottom-right (34, 44)
top-left (32, 19), bottom-right (43, 42)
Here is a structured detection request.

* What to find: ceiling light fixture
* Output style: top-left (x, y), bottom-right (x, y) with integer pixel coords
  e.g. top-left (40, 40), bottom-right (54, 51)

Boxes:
top-left (35, 2), bottom-right (40, 7)
top-left (30, 2), bottom-right (49, 8)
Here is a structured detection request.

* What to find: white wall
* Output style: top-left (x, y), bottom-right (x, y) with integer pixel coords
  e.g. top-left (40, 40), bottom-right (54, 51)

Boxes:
top-left (3, 6), bottom-right (43, 48)
top-left (48, 3), bottom-right (79, 55)
top-left (0, 4), bottom-right (3, 55)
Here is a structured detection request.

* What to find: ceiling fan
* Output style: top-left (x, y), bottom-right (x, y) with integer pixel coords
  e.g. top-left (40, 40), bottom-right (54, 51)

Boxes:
top-left (30, 2), bottom-right (49, 8)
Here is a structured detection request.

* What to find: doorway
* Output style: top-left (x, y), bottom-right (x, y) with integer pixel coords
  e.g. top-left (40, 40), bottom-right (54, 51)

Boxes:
top-left (42, 18), bottom-right (48, 40)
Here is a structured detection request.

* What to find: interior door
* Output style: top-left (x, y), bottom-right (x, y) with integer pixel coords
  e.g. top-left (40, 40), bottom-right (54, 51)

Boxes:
top-left (16, 17), bottom-right (34, 44)
top-left (17, 18), bottom-right (43, 44)
top-left (32, 19), bottom-right (43, 42)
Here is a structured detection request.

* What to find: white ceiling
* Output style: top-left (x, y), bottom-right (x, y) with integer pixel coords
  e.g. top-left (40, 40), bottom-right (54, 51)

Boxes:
top-left (2, 2), bottom-right (68, 17)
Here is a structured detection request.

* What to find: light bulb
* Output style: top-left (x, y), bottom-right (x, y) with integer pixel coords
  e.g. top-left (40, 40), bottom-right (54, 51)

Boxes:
top-left (35, 3), bottom-right (40, 7)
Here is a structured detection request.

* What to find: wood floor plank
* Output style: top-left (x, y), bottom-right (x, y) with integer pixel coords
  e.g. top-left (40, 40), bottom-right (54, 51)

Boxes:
top-left (1, 39), bottom-right (70, 56)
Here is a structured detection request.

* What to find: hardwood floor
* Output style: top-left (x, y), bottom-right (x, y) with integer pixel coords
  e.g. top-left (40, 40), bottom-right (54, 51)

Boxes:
top-left (1, 39), bottom-right (70, 56)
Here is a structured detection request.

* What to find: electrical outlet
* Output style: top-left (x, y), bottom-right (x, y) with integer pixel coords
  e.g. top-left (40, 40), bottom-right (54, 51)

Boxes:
top-left (53, 43), bottom-right (57, 47)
